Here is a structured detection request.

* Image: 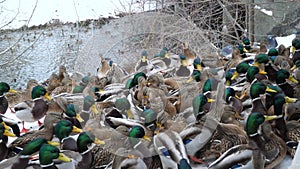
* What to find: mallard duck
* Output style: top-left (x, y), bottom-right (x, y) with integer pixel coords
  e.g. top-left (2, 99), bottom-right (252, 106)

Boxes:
top-left (64, 131), bottom-right (104, 169)
top-left (0, 137), bottom-right (59, 168)
top-left (270, 93), bottom-right (297, 141)
top-left (0, 123), bottom-right (16, 161)
top-left (0, 114), bottom-right (20, 137)
top-left (153, 130), bottom-right (191, 169)
top-left (230, 62), bottom-right (250, 80)
top-left (0, 82), bottom-right (17, 114)
top-left (4, 79), bottom-right (38, 108)
top-left (224, 87), bottom-right (243, 116)
top-left (250, 81), bottom-right (277, 114)
top-left (63, 104), bottom-right (84, 128)
top-left (97, 55), bottom-right (111, 79)
top-left (111, 125), bottom-right (162, 169)
top-left (175, 54), bottom-right (193, 77)
top-left (285, 120), bottom-right (300, 157)
top-left (291, 38), bottom-right (300, 64)
top-left (183, 42), bottom-right (196, 66)
top-left (135, 50), bottom-right (150, 73)
top-left (53, 119), bottom-right (82, 146)
top-left (14, 85), bottom-right (52, 133)
top-left (80, 95), bottom-right (99, 127)
top-left (106, 60), bottom-right (129, 84)
top-left (193, 57), bottom-right (205, 72)
top-left (245, 112), bottom-right (286, 169)
top-left (291, 60), bottom-right (300, 82)
top-left (275, 68), bottom-right (298, 97)
top-left (37, 144), bottom-right (71, 168)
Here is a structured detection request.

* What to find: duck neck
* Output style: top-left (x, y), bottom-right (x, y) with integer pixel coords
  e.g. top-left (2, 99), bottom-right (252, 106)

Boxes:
top-left (41, 162), bottom-right (57, 169)
top-left (252, 97), bottom-right (266, 113)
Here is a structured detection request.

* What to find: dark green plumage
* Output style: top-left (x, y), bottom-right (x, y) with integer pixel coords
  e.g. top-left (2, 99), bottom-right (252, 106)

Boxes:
top-left (255, 53), bottom-right (269, 64)
top-left (192, 94), bottom-right (208, 120)
top-left (31, 86), bottom-right (48, 99)
top-left (128, 126), bottom-right (147, 147)
top-left (54, 120), bottom-right (75, 141)
top-left (77, 132), bottom-right (96, 154)
top-left (245, 112), bottom-right (265, 136)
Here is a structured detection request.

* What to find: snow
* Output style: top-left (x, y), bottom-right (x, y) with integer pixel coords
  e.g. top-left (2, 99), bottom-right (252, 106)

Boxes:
top-left (254, 5), bottom-right (273, 16)
top-left (276, 34), bottom-right (297, 48)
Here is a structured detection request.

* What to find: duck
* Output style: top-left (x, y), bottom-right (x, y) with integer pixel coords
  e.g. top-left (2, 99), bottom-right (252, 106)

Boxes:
top-left (291, 38), bottom-right (300, 64)
top-left (14, 85), bottom-right (52, 133)
top-left (0, 137), bottom-right (59, 169)
top-left (291, 60), bottom-right (300, 81)
top-left (53, 119), bottom-right (82, 147)
top-left (183, 42), bottom-right (196, 66)
top-left (80, 95), bottom-right (99, 127)
top-left (224, 87), bottom-right (243, 116)
top-left (270, 93), bottom-right (297, 141)
top-left (106, 60), bottom-right (129, 84)
top-left (230, 62), bottom-right (250, 80)
top-left (0, 123), bottom-right (16, 161)
top-left (285, 120), bottom-right (300, 157)
top-left (250, 81), bottom-right (277, 114)
top-left (153, 130), bottom-right (192, 169)
top-left (113, 125), bottom-right (161, 169)
top-left (245, 112), bottom-right (286, 169)
top-left (175, 54), bottom-right (193, 77)
top-left (4, 79), bottom-right (37, 108)
top-left (275, 68), bottom-right (298, 97)
top-left (65, 131), bottom-right (105, 169)
top-left (135, 50), bottom-right (150, 73)
top-left (193, 57), bottom-right (205, 72)
top-left (37, 144), bottom-right (71, 168)
top-left (0, 114), bottom-right (20, 137)
top-left (97, 55), bottom-right (111, 79)
top-left (0, 82), bottom-right (17, 114)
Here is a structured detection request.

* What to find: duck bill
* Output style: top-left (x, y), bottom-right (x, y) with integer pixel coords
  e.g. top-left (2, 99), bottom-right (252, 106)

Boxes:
top-left (231, 71), bottom-right (239, 80)
top-left (207, 98), bottom-right (215, 103)
top-left (165, 53), bottom-right (169, 59)
top-left (288, 76), bottom-right (298, 83)
top-left (196, 64), bottom-right (202, 71)
top-left (1, 122), bottom-right (10, 130)
top-left (126, 109), bottom-right (134, 119)
top-left (291, 65), bottom-right (297, 71)
top-left (76, 114), bottom-right (84, 122)
top-left (253, 61), bottom-right (259, 67)
top-left (291, 46), bottom-right (296, 54)
top-left (142, 56), bottom-right (147, 62)
top-left (94, 138), bottom-right (105, 145)
top-left (72, 126), bottom-right (82, 133)
top-left (91, 105), bottom-right (99, 114)
top-left (9, 89), bottom-right (17, 93)
top-left (187, 77), bottom-right (194, 83)
top-left (225, 80), bottom-right (231, 86)
top-left (58, 153), bottom-right (71, 162)
top-left (264, 115), bottom-right (281, 121)
top-left (234, 112), bottom-right (244, 120)
top-left (143, 135), bottom-right (151, 141)
top-left (4, 130), bottom-right (16, 137)
top-left (243, 47), bottom-right (248, 53)
top-left (265, 86), bottom-right (277, 93)
top-left (285, 96), bottom-right (297, 103)
top-left (182, 60), bottom-right (187, 66)
top-left (44, 93), bottom-right (52, 100)
top-left (258, 69), bottom-right (267, 75)
top-left (47, 141), bottom-right (60, 146)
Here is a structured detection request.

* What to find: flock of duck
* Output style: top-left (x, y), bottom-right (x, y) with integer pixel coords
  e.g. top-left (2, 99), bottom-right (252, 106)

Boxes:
top-left (0, 37), bottom-right (300, 169)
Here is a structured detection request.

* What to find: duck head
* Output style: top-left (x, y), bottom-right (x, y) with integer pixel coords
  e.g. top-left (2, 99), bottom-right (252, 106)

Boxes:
top-left (141, 50), bottom-right (148, 63)
top-left (39, 144), bottom-right (71, 166)
top-left (187, 70), bottom-right (201, 83)
top-left (276, 69), bottom-right (298, 84)
top-left (246, 66), bottom-right (267, 82)
top-left (231, 62), bottom-right (250, 80)
top-left (141, 108), bottom-right (158, 131)
top-left (129, 126), bottom-right (151, 147)
top-left (83, 95), bottom-right (98, 114)
top-left (21, 137), bottom-right (59, 156)
top-left (54, 120), bottom-right (82, 142)
top-left (193, 94), bottom-right (214, 121)
top-left (0, 82), bottom-right (17, 96)
top-left (250, 82), bottom-right (277, 99)
top-left (31, 85), bottom-right (51, 100)
top-left (65, 104), bottom-right (84, 122)
top-left (77, 132), bottom-right (105, 154)
top-left (179, 54), bottom-right (188, 66)
top-left (114, 97), bottom-right (133, 118)
top-left (193, 57), bottom-right (203, 71)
